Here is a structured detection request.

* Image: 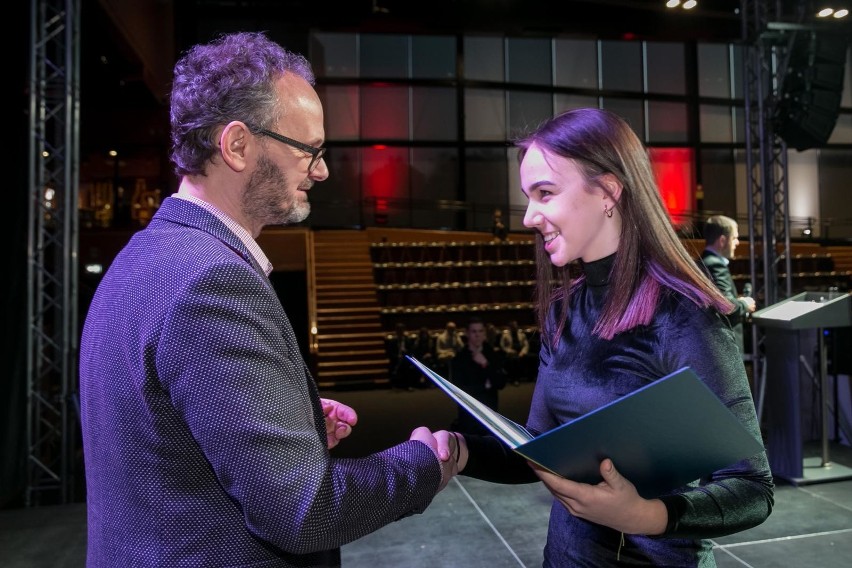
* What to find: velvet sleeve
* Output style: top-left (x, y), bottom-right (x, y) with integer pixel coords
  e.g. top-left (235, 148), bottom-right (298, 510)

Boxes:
top-left (655, 297), bottom-right (774, 539)
top-left (458, 433), bottom-right (539, 484)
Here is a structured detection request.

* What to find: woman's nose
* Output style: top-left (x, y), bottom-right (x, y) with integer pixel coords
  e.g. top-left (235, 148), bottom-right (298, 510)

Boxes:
top-left (523, 206), bottom-right (541, 229)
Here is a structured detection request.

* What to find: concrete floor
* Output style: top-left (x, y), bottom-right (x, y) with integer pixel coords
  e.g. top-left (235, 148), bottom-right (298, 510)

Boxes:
top-left (3, 383), bottom-right (851, 567)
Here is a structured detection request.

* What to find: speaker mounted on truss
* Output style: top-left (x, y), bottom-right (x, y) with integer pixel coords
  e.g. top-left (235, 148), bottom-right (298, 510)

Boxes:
top-left (774, 31), bottom-right (849, 151)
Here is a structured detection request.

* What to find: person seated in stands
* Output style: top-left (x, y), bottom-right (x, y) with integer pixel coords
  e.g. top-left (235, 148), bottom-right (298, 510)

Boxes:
top-left (450, 317), bottom-right (508, 435)
top-left (435, 321), bottom-right (465, 378)
top-left (386, 323), bottom-right (414, 390)
top-left (485, 322), bottom-right (504, 355)
top-left (411, 327), bottom-right (437, 388)
top-left (492, 208), bottom-right (508, 242)
top-left (500, 320), bottom-right (531, 384)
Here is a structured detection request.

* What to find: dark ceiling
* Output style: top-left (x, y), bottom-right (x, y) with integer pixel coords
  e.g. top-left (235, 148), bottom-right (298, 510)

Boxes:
top-left (80, 0), bottom-right (747, 155)
top-left (181, 0), bottom-right (745, 40)
top-left (78, 0), bottom-right (849, 164)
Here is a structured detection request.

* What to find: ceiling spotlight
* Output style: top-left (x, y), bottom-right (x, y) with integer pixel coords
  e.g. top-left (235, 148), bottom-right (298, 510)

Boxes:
top-left (817, 8), bottom-right (835, 17)
top-left (683, 0), bottom-right (698, 9)
top-left (666, 0), bottom-right (681, 8)
top-left (834, 8), bottom-right (849, 17)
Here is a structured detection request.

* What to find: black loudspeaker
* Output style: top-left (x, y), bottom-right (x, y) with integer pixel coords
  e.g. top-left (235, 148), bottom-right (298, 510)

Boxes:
top-left (775, 32), bottom-right (849, 151)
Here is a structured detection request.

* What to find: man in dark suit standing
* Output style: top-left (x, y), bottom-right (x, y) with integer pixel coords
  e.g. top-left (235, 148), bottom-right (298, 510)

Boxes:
top-left (699, 215), bottom-right (756, 354)
top-left (79, 32), bottom-right (458, 568)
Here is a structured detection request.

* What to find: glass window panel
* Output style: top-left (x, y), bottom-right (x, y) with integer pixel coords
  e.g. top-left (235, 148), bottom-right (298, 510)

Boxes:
top-left (507, 146), bottom-right (525, 232)
top-left (819, 149), bottom-right (852, 239)
top-left (361, 85), bottom-right (409, 140)
top-left (308, 147), bottom-right (362, 228)
top-left (601, 98), bottom-right (644, 140)
top-left (732, 106), bottom-right (746, 144)
top-left (828, 113), bottom-right (852, 144)
top-left (465, 89), bottom-right (506, 141)
top-left (464, 36), bottom-right (504, 82)
top-left (842, 46), bottom-right (851, 108)
top-left (699, 149), bottom-right (737, 215)
top-left (731, 45), bottom-right (744, 99)
top-left (554, 38), bottom-right (598, 89)
top-left (361, 34), bottom-right (409, 78)
top-left (315, 85), bottom-right (359, 141)
top-left (601, 41), bottom-right (642, 92)
top-left (646, 42), bottom-right (685, 95)
top-left (412, 87), bottom-right (457, 140)
top-left (310, 32), bottom-right (358, 78)
top-left (412, 35), bottom-right (456, 79)
top-left (648, 101), bottom-right (688, 143)
top-left (555, 94), bottom-right (599, 113)
top-left (698, 43), bottom-right (731, 98)
top-left (361, 147), bottom-right (410, 227)
top-left (411, 148), bottom-right (459, 229)
top-left (649, 148), bottom-right (694, 225)
top-left (508, 90), bottom-right (552, 139)
top-left (507, 37), bottom-right (552, 86)
top-left (466, 148), bottom-right (510, 231)
top-left (700, 104), bottom-right (733, 143)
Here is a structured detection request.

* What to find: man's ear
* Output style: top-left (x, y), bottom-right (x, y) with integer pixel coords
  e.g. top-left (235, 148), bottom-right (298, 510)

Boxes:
top-left (219, 121), bottom-right (251, 172)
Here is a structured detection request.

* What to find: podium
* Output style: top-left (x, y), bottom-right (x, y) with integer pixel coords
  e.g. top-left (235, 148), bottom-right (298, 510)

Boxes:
top-left (752, 291), bottom-right (852, 485)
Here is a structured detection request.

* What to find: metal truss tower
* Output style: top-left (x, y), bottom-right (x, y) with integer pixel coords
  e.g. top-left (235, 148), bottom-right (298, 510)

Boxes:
top-left (740, 0), bottom-right (810, 416)
top-left (26, 0), bottom-right (81, 505)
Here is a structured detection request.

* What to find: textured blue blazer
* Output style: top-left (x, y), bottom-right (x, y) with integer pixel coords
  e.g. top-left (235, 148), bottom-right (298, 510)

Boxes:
top-left (80, 197), bottom-right (441, 567)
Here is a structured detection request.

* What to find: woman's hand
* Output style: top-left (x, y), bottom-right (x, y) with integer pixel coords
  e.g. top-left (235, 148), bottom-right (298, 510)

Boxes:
top-left (531, 459), bottom-right (667, 535)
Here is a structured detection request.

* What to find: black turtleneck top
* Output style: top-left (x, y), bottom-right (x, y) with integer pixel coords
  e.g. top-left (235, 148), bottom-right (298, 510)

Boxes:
top-left (462, 254), bottom-right (773, 567)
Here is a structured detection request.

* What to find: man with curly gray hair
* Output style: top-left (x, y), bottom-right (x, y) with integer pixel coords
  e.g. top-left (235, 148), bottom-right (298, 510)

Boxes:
top-left (80, 31), bottom-right (460, 568)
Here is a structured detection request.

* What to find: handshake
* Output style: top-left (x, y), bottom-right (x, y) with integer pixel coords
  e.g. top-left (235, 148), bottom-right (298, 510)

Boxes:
top-left (410, 427), bottom-right (469, 491)
top-left (322, 398), bottom-right (467, 492)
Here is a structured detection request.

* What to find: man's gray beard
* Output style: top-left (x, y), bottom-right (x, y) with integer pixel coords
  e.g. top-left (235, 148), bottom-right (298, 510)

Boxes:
top-left (242, 153), bottom-right (311, 227)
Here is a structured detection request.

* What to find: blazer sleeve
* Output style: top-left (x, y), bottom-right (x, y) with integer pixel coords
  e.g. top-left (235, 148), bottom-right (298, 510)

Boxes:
top-left (157, 260), bottom-right (441, 555)
top-left (701, 255), bottom-right (750, 326)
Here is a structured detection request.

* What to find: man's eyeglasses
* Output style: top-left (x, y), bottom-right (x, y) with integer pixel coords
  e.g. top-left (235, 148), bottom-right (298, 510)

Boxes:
top-left (255, 128), bottom-right (326, 173)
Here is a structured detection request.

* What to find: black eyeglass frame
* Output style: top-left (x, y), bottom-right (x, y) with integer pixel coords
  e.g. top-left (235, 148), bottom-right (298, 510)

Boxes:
top-left (255, 127), bottom-right (326, 172)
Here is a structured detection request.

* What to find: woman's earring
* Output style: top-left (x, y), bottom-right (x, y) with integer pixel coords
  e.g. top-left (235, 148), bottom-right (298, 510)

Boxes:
top-left (604, 205), bottom-right (614, 218)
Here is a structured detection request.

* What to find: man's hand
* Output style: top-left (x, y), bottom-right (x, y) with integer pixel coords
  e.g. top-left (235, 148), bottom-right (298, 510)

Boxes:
top-left (320, 398), bottom-right (358, 449)
top-left (410, 427), bottom-right (462, 492)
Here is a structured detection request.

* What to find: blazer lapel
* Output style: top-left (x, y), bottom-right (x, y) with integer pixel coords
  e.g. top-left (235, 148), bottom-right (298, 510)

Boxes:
top-left (153, 196), bottom-right (271, 282)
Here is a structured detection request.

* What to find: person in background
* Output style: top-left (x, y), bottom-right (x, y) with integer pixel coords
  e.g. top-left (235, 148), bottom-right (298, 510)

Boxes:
top-left (450, 317), bottom-right (507, 436)
top-left (410, 326), bottom-right (438, 387)
top-left (386, 322), bottom-right (414, 391)
top-left (492, 207), bottom-right (508, 241)
top-left (699, 215), bottom-right (757, 355)
top-left (499, 319), bottom-right (531, 384)
top-left (79, 31), bottom-right (459, 568)
top-left (485, 322), bottom-right (503, 354)
top-left (450, 108), bottom-right (773, 566)
top-left (434, 320), bottom-right (465, 378)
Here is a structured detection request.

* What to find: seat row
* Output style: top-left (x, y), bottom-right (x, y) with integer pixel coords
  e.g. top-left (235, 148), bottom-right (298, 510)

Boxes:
top-left (373, 260), bottom-right (536, 285)
top-left (377, 280), bottom-right (535, 306)
top-left (379, 302), bottom-right (536, 331)
top-left (370, 240), bottom-right (535, 264)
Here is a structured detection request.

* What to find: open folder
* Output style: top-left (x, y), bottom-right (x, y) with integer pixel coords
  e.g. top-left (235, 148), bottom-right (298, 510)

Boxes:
top-left (406, 356), bottom-right (764, 498)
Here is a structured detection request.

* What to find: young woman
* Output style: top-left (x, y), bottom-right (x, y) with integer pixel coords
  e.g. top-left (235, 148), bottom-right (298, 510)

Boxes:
top-left (453, 108), bottom-right (773, 566)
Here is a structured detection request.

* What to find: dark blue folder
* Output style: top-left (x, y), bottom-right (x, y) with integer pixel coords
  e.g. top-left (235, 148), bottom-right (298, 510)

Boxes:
top-left (407, 356), bottom-right (765, 498)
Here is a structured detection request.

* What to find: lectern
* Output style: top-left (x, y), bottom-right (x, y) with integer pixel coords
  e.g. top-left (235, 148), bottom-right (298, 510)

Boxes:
top-left (752, 291), bottom-right (852, 484)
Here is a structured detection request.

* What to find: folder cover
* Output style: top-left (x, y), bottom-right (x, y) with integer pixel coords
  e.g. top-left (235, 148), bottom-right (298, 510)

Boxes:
top-left (406, 356), bottom-right (764, 498)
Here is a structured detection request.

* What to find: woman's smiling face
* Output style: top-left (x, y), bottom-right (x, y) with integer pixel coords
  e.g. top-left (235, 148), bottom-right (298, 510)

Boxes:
top-left (520, 143), bottom-right (621, 266)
